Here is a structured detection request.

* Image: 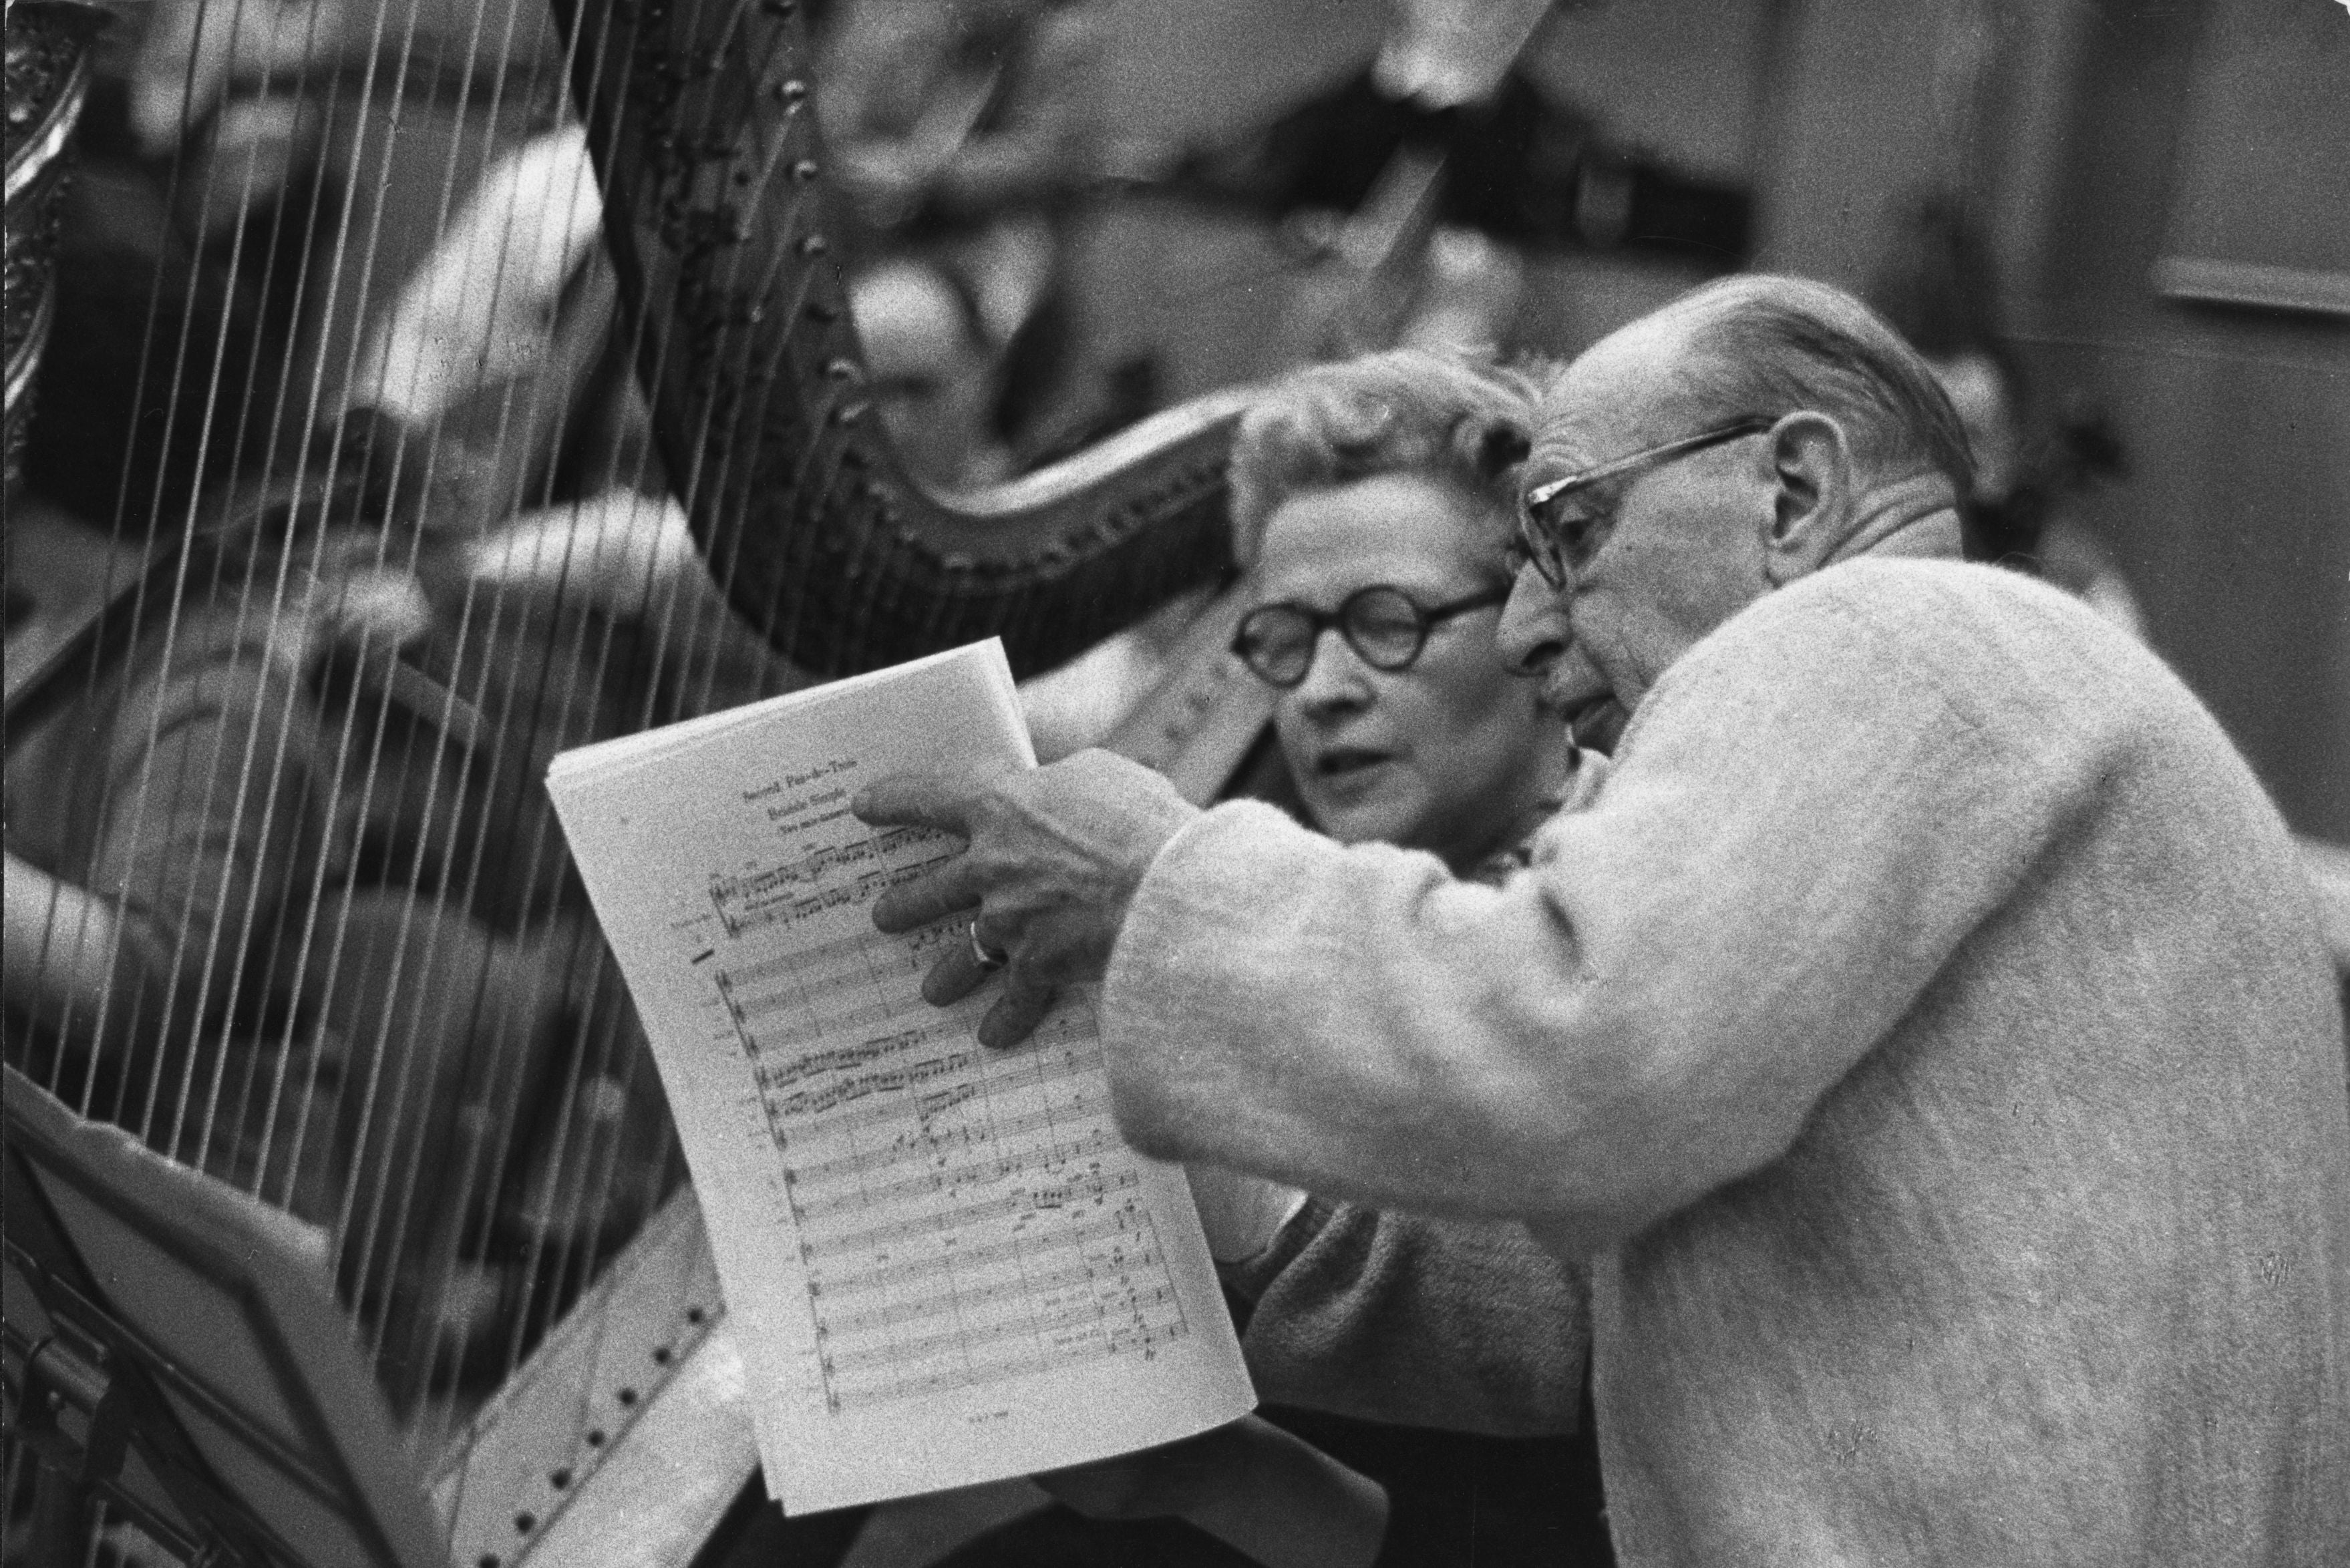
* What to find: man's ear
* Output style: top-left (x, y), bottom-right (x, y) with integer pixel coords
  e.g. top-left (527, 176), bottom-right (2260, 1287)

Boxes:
top-left (1760, 412), bottom-right (1855, 586)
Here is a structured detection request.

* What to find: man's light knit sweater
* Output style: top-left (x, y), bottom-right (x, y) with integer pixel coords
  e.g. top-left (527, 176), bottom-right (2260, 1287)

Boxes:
top-left (1102, 559), bottom-right (2349, 1566)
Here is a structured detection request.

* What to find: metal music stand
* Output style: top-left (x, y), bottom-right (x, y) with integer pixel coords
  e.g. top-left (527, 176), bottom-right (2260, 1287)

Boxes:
top-left (2, 1062), bottom-right (444, 1567)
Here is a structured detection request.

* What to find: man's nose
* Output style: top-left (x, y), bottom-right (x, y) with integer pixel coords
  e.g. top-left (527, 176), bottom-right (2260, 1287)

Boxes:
top-left (1497, 565), bottom-right (1571, 677)
top-left (1291, 627), bottom-right (1374, 713)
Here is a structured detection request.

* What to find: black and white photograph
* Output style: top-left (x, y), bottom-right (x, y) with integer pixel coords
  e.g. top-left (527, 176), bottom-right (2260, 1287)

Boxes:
top-left (3, 1), bottom-right (2345, 1565)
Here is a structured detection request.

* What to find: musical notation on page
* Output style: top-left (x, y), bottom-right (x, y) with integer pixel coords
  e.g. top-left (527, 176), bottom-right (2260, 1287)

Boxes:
top-left (700, 826), bottom-right (1195, 1415)
top-left (546, 640), bottom-right (1250, 1514)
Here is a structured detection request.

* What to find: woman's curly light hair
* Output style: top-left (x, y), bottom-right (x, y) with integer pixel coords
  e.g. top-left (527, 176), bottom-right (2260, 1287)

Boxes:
top-left (1226, 348), bottom-right (1554, 568)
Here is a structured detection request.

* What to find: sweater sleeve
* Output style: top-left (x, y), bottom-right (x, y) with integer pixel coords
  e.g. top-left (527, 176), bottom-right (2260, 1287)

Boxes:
top-left (1229, 1198), bottom-right (1587, 1436)
top-left (1100, 563), bottom-right (2112, 1250)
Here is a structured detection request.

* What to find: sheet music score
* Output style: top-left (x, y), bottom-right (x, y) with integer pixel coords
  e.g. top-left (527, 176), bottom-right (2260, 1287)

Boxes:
top-left (547, 642), bottom-right (1252, 1513)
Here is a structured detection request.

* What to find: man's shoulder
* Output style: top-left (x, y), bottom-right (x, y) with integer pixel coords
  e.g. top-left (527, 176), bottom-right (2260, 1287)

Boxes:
top-left (1637, 556), bottom-right (2197, 772)
top-left (1757, 556), bottom-right (2091, 641)
top-left (1699, 557), bottom-right (2154, 705)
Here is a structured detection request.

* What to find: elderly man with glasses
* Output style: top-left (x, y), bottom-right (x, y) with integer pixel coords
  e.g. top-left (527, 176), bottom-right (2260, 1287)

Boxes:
top-left (856, 275), bottom-right (2349, 1566)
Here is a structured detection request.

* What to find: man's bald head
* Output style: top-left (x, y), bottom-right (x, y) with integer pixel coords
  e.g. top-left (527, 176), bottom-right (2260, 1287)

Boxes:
top-left (1641, 274), bottom-right (1976, 496)
top-left (1502, 275), bottom-right (1976, 717)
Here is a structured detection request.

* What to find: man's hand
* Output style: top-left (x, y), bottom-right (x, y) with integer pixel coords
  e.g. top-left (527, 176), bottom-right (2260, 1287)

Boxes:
top-left (853, 750), bottom-right (1199, 1048)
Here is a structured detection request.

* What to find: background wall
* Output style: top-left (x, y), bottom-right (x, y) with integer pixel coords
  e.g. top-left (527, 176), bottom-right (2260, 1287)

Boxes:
top-left (1761, 0), bottom-right (2347, 841)
top-left (2023, 0), bottom-right (2348, 843)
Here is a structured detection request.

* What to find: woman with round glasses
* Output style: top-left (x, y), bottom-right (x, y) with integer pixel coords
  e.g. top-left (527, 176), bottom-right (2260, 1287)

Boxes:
top-left (1218, 351), bottom-right (1604, 1563)
top-left (1228, 349), bottom-right (1575, 876)
top-left (1010, 351), bottom-right (1603, 1567)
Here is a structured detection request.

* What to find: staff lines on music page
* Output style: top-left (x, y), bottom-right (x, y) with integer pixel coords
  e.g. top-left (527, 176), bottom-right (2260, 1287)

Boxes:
top-left (701, 826), bottom-right (1192, 1415)
top-left (552, 641), bottom-right (1252, 1511)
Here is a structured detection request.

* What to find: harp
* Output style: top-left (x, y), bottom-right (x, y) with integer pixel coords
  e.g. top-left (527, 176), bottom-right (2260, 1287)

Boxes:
top-left (2, 0), bottom-right (1279, 1561)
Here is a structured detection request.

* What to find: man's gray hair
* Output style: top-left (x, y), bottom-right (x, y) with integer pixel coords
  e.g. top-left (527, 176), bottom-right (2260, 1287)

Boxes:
top-left (1226, 347), bottom-right (1549, 566)
top-left (1665, 274), bottom-right (1975, 495)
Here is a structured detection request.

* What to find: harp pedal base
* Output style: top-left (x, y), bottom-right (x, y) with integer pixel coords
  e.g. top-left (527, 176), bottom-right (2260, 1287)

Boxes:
top-left (434, 1189), bottom-right (735, 1567)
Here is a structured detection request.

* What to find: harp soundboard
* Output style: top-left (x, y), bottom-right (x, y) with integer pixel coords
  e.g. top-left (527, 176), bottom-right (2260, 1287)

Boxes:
top-left (1, 0), bottom-right (1274, 1562)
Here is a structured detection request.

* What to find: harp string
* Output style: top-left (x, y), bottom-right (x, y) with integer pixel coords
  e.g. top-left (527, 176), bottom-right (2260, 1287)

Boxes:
top-left (309, 1), bottom-right (576, 1375)
top-left (108, 0), bottom-right (331, 1146)
top-left (11, 0), bottom-right (905, 1436)
top-left (188, 63), bottom-right (321, 1191)
top-left (178, 0), bottom-right (371, 1162)
top-left (250, 15), bottom-right (454, 1221)
top-left (419, 0), bottom-right (768, 1409)
top-left (63, 1), bottom-right (510, 1389)
top-left (61, 0), bottom-right (255, 1116)
top-left (426, 7), bottom-right (699, 1404)
top-left (178, 0), bottom-right (395, 1203)
top-left (310, 0), bottom-right (703, 1410)
top-left (59, 0), bottom-right (194, 1119)
top-left (337, 6), bottom-right (542, 1338)
top-left (213, 0), bottom-right (448, 1293)
top-left (476, 1), bottom-right (838, 1400)
top-left (339, 13), bottom-right (525, 1414)
top-left (389, 3), bottom-right (591, 1413)
top-left (542, 8), bottom-right (812, 1380)
top-left (549, 0), bottom-right (790, 1233)
top-left (448, 0), bottom-right (668, 1443)
top-left (114, 0), bottom-right (333, 1165)
top-left (566, 0), bottom-right (761, 1290)
top-left (364, 13), bottom-right (592, 1338)
top-left (171, 0), bottom-right (397, 1171)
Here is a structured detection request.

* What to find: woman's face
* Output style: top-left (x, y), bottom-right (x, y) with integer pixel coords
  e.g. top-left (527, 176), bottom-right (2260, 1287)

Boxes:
top-left (1253, 472), bottom-right (1569, 869)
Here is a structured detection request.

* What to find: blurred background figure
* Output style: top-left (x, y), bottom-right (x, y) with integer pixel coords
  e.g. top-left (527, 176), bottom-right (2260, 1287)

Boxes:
top-left (1171, 0), bottom-right (1747, 366)
top-left (20, 0), bottom-right (343, 539)
top-left (817, 0), bottom-right (1755, 481)
top-left (820, 0), bottom-right (1125, 473)
top-left (351, 124), bottom-right (604, 435)
top-left (1864, 192), bottom-right (2142, 634)
top-left (123, 0), bottom-right (359, 162)
top-left (853, 258), bottom-right (1019, 491)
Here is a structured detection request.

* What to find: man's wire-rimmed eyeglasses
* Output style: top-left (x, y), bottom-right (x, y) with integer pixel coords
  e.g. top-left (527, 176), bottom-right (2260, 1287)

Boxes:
top-left (1232, 584), bottom-right (1509, 689)
top-left (1511, 416), bottom-right (1780, 588)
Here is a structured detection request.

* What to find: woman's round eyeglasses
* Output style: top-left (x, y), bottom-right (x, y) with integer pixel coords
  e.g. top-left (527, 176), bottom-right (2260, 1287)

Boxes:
top-left (1232, 584), bottom-right (1508, 689)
